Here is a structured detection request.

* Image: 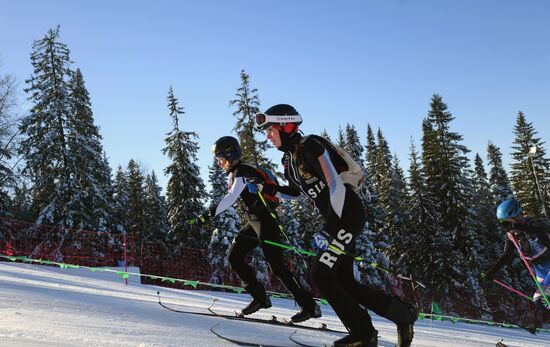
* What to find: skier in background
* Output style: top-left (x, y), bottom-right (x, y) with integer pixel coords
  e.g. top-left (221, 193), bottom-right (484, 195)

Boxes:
top-left (257, 104), bottom-right (418, 347)
top-left (187, 136), bottom-right (321, 322)
top-left (484, 198), bottom-right (550, 310)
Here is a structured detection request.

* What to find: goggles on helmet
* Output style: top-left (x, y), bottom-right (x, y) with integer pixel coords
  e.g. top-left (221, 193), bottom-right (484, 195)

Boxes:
top-left (255, 113), bottom-right (302, 130)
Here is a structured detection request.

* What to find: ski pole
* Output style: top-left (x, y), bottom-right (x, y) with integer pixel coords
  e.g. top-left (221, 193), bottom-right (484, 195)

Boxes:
top-left (492, 279), bottom-right (534, 302)
top-left (255, 189), bottom-right (313, 270)
top-left (509, 233), bottom-right (550, 308)
top-left (255, 189), bottom-right (292, 243)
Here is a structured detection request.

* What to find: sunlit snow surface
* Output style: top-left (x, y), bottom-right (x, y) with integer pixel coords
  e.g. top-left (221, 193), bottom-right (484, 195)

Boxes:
top-left (0, 262), bottom-right (548, 346)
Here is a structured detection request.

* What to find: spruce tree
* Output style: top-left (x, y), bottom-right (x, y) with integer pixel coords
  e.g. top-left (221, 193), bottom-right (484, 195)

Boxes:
top-left (364, 125), bottom-right (384, 232)
top-left (18, 27), bottom-right (113, 242)
top-left (365, 125), bottom-right (379, 191)
top-left (422, 95), bottom-right (483, 295)
top-left (472, 154), bottom-right (500, 268)
top-left (405, 139), bottom-right (442, 281)
top-left (143, 171), bottom-right (169, 243)
top-left (19, 26), bottom-right (75, 231)
top-left (112, 166), bottom-right (130, 234)
top-left (336, 125), bottom-right (346, 148)
top-left (487, 142), bottom-right (513, 205)
top-left (163, 86), bottom-right (207, 248)
top-left (126, 159), bottom-right (146, 245)
top-left (230, 70), bottom-right (274, 171)
top-left (374, 129), bottom-right (407, 271)
top-left (66, 68), bottom-right (113, 231)
top-left (0, 67), bottom-right (17, 216)
top-left (510, 111), bottom-right (550, 218)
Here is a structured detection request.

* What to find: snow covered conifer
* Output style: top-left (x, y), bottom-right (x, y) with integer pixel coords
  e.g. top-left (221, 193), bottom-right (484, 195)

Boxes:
top-left (143, 171), bottom-right (169, 243)
top-left (230, 70), bottom-right (274, 171)
top-left (163, 86), bottom-right (207, 248)
top-left (112, 166), bottom-right (130, 234)
top-left (510, 112), bottom-right (550, 218)
top-left (19, 26), bottom-right (75, 230)
top-left (421, 95), bottom-right (483, 293)
top-left (486, 142), bottom-right (513, 205)
top-left (0, 67), bottom-right (18, 216)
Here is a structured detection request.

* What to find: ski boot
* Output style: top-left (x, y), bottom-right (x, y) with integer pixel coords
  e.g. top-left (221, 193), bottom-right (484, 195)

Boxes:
top-left (332, 330), bottom-right (378, 347)
top-left (387, 298), bottom-right (418, 347)
top-left (240, 296), bottom-right (272, 316)
top-left (290, 302), bottom-right (322, 323)
top-left (240, 283), bottom-right (272, 316)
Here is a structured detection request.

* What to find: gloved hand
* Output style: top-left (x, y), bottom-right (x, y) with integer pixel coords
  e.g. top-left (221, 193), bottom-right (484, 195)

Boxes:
top-left (245, 177), bottom-right (264, 194)
top-left (311, 231), bottom-right (330, 250)
top-left (185, 211), bottom-right (211, 227)
top-left (247, 181), bottom-right (262, 194)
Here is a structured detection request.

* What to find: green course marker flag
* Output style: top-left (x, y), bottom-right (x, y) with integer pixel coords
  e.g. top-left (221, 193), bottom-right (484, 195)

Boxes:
top-left (116, 271), bottom-right (129, 280)
top-left (183, 280), bottom-right (199, 288)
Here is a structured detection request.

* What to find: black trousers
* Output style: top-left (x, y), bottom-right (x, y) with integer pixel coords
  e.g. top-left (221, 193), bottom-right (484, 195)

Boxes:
top-left (228, 209), bottom-right (316, 311)
top-left (311, 187), bottom-right (394, 339)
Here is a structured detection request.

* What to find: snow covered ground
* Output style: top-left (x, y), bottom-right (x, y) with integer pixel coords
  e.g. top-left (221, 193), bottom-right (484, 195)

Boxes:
top-left (0, 261), bottom-right (548, 347)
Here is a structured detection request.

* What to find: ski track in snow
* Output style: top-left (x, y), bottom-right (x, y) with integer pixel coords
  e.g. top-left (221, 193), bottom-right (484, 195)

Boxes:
top-left (0, 262), bottom-right (548, 347)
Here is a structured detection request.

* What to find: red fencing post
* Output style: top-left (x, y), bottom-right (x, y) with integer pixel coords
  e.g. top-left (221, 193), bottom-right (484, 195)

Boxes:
top-left (123, 232), bottom-right (128, 285)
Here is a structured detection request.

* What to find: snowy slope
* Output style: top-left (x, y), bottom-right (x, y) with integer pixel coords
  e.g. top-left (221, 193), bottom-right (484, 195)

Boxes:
top-left (0, 262), bottom-right (548, 347)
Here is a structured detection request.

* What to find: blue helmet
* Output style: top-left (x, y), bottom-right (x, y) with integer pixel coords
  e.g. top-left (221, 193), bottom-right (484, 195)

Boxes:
top-left (496, 198), bottom-right (523, 220)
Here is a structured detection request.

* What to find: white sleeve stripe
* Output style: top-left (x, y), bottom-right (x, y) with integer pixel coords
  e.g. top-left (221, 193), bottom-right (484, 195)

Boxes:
top-left (318, 150), bottom-right (346, 218)
top-left (214, 177), bottom-right (246, 216)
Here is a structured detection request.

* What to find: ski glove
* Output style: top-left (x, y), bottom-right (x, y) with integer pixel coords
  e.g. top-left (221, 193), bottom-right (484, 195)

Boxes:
top-left (185, 208), bottom-right (214, 227)
top-left (245, 177), bottom-right (277, 197)
top-left (247, 182), bottom-right (262, 194)
top-left (311, 231), bottom-right (330, 251)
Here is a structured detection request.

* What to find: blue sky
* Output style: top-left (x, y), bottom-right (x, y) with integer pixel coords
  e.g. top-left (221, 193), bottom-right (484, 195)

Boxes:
top-left (1, 0), bottom-right (549, 192)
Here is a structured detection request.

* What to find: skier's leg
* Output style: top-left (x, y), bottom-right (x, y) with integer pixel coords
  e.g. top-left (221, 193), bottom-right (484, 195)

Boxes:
top-left (532, 263), bottom-right (550, 309)
top-left (311, 229), bottom-right (376, 341)
top-left (228, 224), bottom-right (270, 312)
top-left (255, 215), bottom-right (319, 321)
top-left (339, 260), bottom-right (417, 324)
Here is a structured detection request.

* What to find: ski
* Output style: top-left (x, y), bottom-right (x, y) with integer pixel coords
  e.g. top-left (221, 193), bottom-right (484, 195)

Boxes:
top-left (157, 292), bottom-right (345, 334)
top-left (210, 324), bottom-right (289, 347)
top-left (289, 331), bottom-right (329, 347)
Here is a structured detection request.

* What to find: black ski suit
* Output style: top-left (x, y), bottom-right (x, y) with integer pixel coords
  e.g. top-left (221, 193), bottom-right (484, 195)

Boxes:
top-left (486, 218), bottom-right (550, 284)
top-left (209, 161), bottom-right (316, 311)
top-left (276, 135), bottom-right (412, 340)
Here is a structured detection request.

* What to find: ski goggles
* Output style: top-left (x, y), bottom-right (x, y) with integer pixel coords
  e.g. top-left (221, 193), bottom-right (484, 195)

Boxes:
top-left (255, 112), bottom-right (302, 130)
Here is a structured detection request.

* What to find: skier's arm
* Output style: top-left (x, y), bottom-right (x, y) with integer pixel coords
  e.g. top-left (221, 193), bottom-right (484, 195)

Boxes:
top-left (486, 236), bottom-right (515, 277)
top-left (211, 176), bottom-right (247, 216)
top-left (513, 222), bottom-right (547, 237)
top-left (304, 137), bottom-right (346, 233)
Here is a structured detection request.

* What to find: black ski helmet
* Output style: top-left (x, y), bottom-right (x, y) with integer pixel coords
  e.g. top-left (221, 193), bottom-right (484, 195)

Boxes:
top-left (212, 136), bottom-right (241, 161)
top-left (255, 104), bottom-right (303, 132)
